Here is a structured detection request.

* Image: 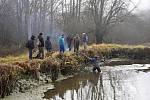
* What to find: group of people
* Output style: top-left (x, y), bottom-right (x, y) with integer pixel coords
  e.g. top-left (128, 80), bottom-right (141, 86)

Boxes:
top-left (58, 33), bottom-right (102, 73)
top-left (26, 32), bottom-right (101, 73)
top-left (26, 33), bottom-right (52, 60)
top-left (59, 33), bottom-right (88, 53)
top-left (26, 32), bottom-right (88, 60)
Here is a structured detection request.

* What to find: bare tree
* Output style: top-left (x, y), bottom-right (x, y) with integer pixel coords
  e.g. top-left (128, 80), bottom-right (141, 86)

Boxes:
top-left (88, 0), bottom-right (137, 43)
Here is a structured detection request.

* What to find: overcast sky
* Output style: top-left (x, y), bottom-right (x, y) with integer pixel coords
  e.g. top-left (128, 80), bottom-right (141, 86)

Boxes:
top-left (65, 0), bottom-right (150, 12)
top-left (133, 0), bottom-right (150, 11)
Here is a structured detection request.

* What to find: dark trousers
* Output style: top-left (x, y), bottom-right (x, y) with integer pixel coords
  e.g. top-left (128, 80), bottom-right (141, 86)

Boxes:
top-left (28, 49), bottom-right (33, 60)
top-left (93, 66), bottom-right (101, 72)
top-left (74, 43), bottom-right (79, 52)
top-left (60, 45), bottom-right (65, 53)
top-left (68, 42), bottom-right (72, 51)
top-left (38, 47), bottom-right (44, 59)
top-left (46, 48), bottom-right (51, 52)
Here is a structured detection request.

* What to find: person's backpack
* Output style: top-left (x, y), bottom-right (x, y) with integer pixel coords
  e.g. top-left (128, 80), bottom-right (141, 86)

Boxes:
top-left (25, 40), bottom-right (33, 49)
top-left (25, 41), bottom-right (30, 48)
top-left (37, 39), bottom-right (42, 47)
top-left (85, 35), bottom-right (88, 42)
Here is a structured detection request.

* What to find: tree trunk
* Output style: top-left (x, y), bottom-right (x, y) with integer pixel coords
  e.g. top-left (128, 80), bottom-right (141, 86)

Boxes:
top-left (28, 15), bottom-right (32, 39)
top-left (50, 0), bottom-right (54, 34)
top-left (95, 28), bottom-right (104, 44)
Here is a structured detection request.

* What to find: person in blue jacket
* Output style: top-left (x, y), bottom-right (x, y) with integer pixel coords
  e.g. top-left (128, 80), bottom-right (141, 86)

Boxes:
top-left (59, 34), bottom-right (65, 53)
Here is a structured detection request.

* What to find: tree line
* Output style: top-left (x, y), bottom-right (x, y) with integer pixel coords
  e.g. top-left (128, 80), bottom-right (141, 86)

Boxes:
top-left (1, 0), bottom-right (149, 52)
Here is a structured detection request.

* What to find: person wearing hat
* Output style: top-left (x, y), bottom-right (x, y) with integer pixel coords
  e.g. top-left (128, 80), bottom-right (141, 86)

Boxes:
top-left (26, 35), bottom-right (35, 60)
top-left (38, 33), bottom-right (45, 59)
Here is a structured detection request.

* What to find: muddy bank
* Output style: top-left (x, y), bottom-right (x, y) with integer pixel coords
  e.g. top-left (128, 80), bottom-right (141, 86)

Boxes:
top-left (2, 75), bottom-right (75, 100)
top-left (13, 59), bottom-right (150, 95)
top-left (2, 83), bottom-right (53, 100)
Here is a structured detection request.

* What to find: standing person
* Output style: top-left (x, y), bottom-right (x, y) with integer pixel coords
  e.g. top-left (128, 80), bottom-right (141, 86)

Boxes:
top-left (45, 36), bottom-right (52, 52)
top-left (59, 34), bottom-right (65, 53)
top-left (82, 33), bottom-right (88, 49)
top-left (66, 35), bottom-right (73, 51)
top-left (38, 33), bottom-right (44, 59)
top-left (73, 34), bottom-right (80, 52)
top-left (26, 35), bottom-right (35, 60)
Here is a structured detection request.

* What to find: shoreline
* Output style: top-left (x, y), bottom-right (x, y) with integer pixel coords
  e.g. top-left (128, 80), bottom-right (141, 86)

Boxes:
top-left (2, 58), bottom-right (150, 99)
top-left (2, 61), bottom-right (150, 100)
top-left (1, 44), bottom-right (150, 98)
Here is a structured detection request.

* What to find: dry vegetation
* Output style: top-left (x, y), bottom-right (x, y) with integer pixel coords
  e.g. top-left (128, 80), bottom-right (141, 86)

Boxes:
top-left (0, 44), bottom-right (150, 98)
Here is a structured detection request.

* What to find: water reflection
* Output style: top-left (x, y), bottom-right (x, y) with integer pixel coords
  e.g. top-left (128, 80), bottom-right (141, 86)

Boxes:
top-left (44, 65), bottom-right (150, 100)
top-left (44, 72), bottom-right (101, 100)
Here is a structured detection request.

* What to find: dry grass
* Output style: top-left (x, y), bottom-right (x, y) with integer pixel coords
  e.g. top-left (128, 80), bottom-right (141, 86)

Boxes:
top-left (0, 54), bottom-right (28, 64)
top-left (0, 44), bottom-right (147, 64)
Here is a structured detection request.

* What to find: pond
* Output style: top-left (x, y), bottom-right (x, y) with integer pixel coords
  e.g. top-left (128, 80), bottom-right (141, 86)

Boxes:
top-left (44, 64), bottom-right (150, 100)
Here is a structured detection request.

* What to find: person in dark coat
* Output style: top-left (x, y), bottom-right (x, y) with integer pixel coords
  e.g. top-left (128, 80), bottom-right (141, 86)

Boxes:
top-left (79, 52), bottom-right (102, 73)
top-left (26, 35), bottom-right (35, 60)
top-left (87, 56), bottom-right (101, 72)
top-left (82, 33), bottom-right (88, 50)
top-left (66, 35), bottom-right (73, 51)
top-left (73, 34), bottom-right (80, 52)
top-left (38, 33), bottom-right (44, 59)
top-left (45, 36), bottom-right (52, 52)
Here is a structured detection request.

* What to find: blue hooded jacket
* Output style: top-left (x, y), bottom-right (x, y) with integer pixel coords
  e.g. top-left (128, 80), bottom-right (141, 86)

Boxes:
top-left (59, 36), bottom-right (65, 47)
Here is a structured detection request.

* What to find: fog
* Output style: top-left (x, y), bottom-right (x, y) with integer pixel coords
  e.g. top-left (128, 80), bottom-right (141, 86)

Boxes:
top-left (0, 0), bottom-right (150, 55)
top-left (135, 0), bottom-right (150, 11)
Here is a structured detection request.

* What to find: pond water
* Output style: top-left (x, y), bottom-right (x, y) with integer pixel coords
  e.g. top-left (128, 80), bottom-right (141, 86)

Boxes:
top-left (44, 64), bottom-right (150, 100)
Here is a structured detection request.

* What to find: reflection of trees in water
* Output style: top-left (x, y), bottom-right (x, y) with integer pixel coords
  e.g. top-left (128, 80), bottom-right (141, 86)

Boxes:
top-left (74, 73), bottom-right (104, 100)
top-left (45, 70), bottom-right (134, 100)
top-left (75, 70), bottom-right (133, 100)
top-left (44, 72), bottom-right (99, 99)
top-left (109, 71), bottom-right (117, 100)
top-left (45, 73), bottom-right (106, 100)
top-left (107, 70), bottom-right (135, 100)
top-left (89, 73), bottom-right (104, 100)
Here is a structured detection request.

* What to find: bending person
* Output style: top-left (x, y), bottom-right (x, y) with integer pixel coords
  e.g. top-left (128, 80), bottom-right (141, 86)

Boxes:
top-left (79, 52), bottom-right (103, 73)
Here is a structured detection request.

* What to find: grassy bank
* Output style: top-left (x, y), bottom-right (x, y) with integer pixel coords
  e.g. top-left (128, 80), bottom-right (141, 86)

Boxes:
top-left (0, 44), bottom-right (150, 98)
top-left (0, 54), bottom-right (28, 64)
